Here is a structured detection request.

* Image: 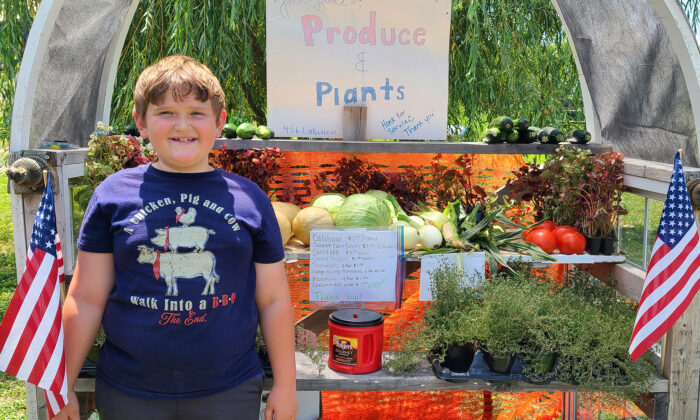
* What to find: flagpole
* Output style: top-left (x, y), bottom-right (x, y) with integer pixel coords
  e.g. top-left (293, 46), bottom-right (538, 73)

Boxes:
top-left (42, 170), bottom-right (67, 302)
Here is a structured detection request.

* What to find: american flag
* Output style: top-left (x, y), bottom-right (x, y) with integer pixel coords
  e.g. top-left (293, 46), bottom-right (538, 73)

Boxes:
top-left (0, 174), bottom-right (67, 417)
top-left (629, 152), bottom-right (700, 361)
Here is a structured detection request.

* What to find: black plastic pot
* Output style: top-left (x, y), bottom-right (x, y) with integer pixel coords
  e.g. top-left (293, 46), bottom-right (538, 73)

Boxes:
top-left (441, 343), bottom-right (476, 373)
top-left (522, 352), bottom-right (558, 384)
top-left (585, 236), bottom-right (602, 255)
top-left (482, 350), bottom-right (515, 374)
top-left (600, 237), bottom-right (615, 255)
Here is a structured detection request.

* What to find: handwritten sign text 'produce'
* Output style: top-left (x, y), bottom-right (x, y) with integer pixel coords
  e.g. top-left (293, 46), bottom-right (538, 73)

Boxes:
top-left (267, 0), bottom-right (451, 140)
top-left (309, 230), bottom-right (398, 302)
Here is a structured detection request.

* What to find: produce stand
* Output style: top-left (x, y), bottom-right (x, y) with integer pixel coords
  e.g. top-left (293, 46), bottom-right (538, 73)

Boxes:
top-left (7, 0), bottom-right (700, 418)
top-left (9, 143), bottom-right (693, 420)
top-left (69, 350), bottom-right (669, 394)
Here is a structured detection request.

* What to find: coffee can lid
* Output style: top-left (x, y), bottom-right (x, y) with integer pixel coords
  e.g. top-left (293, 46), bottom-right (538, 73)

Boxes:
top-left (330, 308), bottom-right (384, 327)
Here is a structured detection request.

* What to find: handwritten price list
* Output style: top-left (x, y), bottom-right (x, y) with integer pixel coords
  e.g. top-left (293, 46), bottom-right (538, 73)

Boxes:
top-left (309, 230), bottom-right (398, 302)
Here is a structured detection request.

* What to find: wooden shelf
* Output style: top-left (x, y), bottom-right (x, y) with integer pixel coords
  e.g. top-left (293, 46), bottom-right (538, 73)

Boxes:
top-left (214, 138), bottom-right (613, 154)
top-left (74, 352), bottom-right (667, 394)
top-left (22, 139), bottom-right (611, 168)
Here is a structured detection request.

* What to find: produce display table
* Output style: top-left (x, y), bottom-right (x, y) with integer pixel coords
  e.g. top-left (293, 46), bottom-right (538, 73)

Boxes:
top-left (72, 351), bottom-right (668, 394)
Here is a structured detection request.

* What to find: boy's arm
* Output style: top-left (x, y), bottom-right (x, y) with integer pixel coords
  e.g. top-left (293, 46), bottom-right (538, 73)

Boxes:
top-left (255, 260), bottom-right (297, 420)
top-left (56, 251), bottom-right (115, 420)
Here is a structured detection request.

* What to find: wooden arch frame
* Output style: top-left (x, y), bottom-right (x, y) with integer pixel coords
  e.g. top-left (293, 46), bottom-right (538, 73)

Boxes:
top-left (10, 0), bottom-right (700, 163)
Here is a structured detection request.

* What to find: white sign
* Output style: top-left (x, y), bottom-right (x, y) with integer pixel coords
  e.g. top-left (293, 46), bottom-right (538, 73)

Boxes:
top-left (419, 252), bottom-right (486, 301)
top-left (266, 0), bottom-right (451, 140)
top-left (309, 230), bottom-right (399, 302)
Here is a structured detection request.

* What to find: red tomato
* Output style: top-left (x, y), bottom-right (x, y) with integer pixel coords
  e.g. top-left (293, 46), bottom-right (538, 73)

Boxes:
top-left (558, 231), bottom-right (586, 254)
top-left (552, 226), bottom-right (577, 241)
top-left (522, 229), bottom-right (532, 240)
top-left (538, 221), bottom-right (556, 231)
top-left (526, 229), bottom-right (557, 254)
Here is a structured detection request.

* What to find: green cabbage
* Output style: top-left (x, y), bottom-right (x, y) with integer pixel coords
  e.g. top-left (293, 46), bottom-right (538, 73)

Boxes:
top-left (310, 193), bottom-right (346, 218)
top-left (334, 194), bottom-right (392, 227)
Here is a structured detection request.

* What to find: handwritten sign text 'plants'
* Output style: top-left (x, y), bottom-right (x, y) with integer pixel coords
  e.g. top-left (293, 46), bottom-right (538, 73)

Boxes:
top-left (266, 0), bottom-right (451, 140)
top-left (309, 230), bottom-right (399, 302)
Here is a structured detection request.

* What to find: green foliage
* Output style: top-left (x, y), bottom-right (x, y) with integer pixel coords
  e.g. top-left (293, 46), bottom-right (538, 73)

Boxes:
top-left (75, 122), bottom-right (157, 211)
top-left (540, 146), bottom-right (594, 225)
top-left (449, 0), bottom-right (584, 139)
top-left (110, 0), bottom-right (266, 131)
top-left (0, 1), bottom-right (40, 152)
top-left (3, 1), bottom-right (700, 147)
top-left (0, 171), bottom-right (25, 416)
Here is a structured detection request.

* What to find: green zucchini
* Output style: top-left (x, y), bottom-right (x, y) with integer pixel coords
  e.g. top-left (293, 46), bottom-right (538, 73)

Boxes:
top-left (481, 127), bottom-right (502, 144)
top-left (489, 116), bottom-right (514, 133)
top-left (536, 127), bottom-right (550, 143)
top-left (546, 128), bottom-right (564, 144)
top-left (567, 129), bottom-right (591, 144)
top-left (515, 118), bottom-right (530, 131)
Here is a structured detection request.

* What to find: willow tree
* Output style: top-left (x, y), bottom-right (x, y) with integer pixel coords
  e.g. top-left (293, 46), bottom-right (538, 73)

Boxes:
top-left (0, 0), bottom-right (40, 147)
top-left (111, 0), bottom-right (266, 126)
top-left (1, 1), bottom-right (700, 145)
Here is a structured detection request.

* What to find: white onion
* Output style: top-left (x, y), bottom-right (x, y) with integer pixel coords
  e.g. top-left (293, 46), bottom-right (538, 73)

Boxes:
top-left (418, 225), bottom-right (443, 249)
top-left (400, 226), bottom-right (420, 250)
top-left (409, 215), bottom-right (426, 226)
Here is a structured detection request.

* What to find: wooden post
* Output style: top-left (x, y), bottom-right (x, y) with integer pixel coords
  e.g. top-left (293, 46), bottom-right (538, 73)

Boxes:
top-left (663, 181), bottom-right (700, 419)
top-left (342, 106), bottom-right (367, 141)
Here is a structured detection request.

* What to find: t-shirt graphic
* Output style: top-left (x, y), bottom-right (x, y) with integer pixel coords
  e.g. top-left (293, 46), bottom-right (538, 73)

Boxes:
top-left (76, 165), bottom-right (285, 399)
top-left (137, 207), bottom-right (220, 297)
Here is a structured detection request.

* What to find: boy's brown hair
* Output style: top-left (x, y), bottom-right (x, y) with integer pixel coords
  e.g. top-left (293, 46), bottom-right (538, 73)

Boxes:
top-left (133, 55), bottom-right (226, 121)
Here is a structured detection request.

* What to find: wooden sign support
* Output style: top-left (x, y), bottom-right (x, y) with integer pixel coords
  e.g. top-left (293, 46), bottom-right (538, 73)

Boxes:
top-left (663, 185), bottom-right (700, 420)
top-left (342, 106), bottom-right (367, 141)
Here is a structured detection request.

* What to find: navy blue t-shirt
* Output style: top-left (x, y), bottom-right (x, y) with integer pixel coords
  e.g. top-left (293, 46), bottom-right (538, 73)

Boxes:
top-left (77, 164), bottom-right (285, 399)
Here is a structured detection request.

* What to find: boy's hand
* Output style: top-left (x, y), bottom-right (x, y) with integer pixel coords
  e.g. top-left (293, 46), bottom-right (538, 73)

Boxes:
top-left (51, 390), bottom-right (79, 420)
top-left (263, 384), bottom-right (297, 420)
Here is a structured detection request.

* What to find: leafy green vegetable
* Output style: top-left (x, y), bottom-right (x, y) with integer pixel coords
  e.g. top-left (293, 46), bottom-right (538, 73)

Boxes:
top-left (334, 194), bottom-right (392, 227)
top-left (310, 193), bottom-right (346, 218)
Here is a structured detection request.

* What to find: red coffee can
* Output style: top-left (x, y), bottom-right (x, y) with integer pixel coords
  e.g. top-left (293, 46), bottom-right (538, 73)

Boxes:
top-left (328, 309), bottom-right (384, 374)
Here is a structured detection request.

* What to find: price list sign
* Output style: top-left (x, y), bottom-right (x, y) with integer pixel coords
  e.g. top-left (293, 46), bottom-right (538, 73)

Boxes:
top-left (309, 230), bottom-right (399, 302)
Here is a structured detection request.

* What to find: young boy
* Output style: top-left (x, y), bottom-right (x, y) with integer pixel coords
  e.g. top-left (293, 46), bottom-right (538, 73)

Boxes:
top-left (56, 55), bottom-right (297, 420)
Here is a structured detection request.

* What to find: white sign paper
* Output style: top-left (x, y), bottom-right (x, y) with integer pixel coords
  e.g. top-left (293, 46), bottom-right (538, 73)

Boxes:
top-left (419, 252), bottom-right (486, 301)
top-left (309, 230), bottom-right (398, 302)
top-left (266, 0), bottom-right (451, 140)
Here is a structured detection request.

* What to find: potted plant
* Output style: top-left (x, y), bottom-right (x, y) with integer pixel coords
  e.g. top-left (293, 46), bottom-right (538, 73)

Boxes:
top-left (571, 151), bottom-right (627, 255)
top-left (553, 268), bottom-right (658, 404)
top-left (469, 265), bottom-right (563, 380)
top-left (506, 146), bottom-right (593, 226)
top-left (423, 262), bottom-right (482, 373)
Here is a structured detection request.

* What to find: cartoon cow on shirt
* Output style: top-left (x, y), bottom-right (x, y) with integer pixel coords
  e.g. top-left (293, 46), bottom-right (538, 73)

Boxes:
top-left (137, 245), bottom-right (220, 296)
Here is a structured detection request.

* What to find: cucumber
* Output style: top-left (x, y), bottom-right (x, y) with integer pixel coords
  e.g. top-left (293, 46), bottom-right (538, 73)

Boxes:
top-left (515, 118), bottom-right (530, 131)
top-left (567, 129), bottom-right (591, 144)
top-left (123, 123), bottom-right (139, 137)
top-left (481, 127), bottom-right (502, 144)
top-left (489, 116), bottom-right (514, 133)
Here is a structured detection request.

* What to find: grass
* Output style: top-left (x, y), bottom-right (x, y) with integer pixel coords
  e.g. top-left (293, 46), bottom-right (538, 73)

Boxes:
top-left (619, 192), bottom-right (663, 268)
top-left (0, 174), bottom-right (28, 420)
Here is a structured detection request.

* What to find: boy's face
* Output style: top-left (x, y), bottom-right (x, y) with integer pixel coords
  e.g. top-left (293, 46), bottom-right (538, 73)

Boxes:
top-left (134, 92), bottom-right (226, 173)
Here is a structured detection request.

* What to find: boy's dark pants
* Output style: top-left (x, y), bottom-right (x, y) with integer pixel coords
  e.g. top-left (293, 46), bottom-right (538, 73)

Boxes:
top-left (95, 374), bottom-right (264, 420)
